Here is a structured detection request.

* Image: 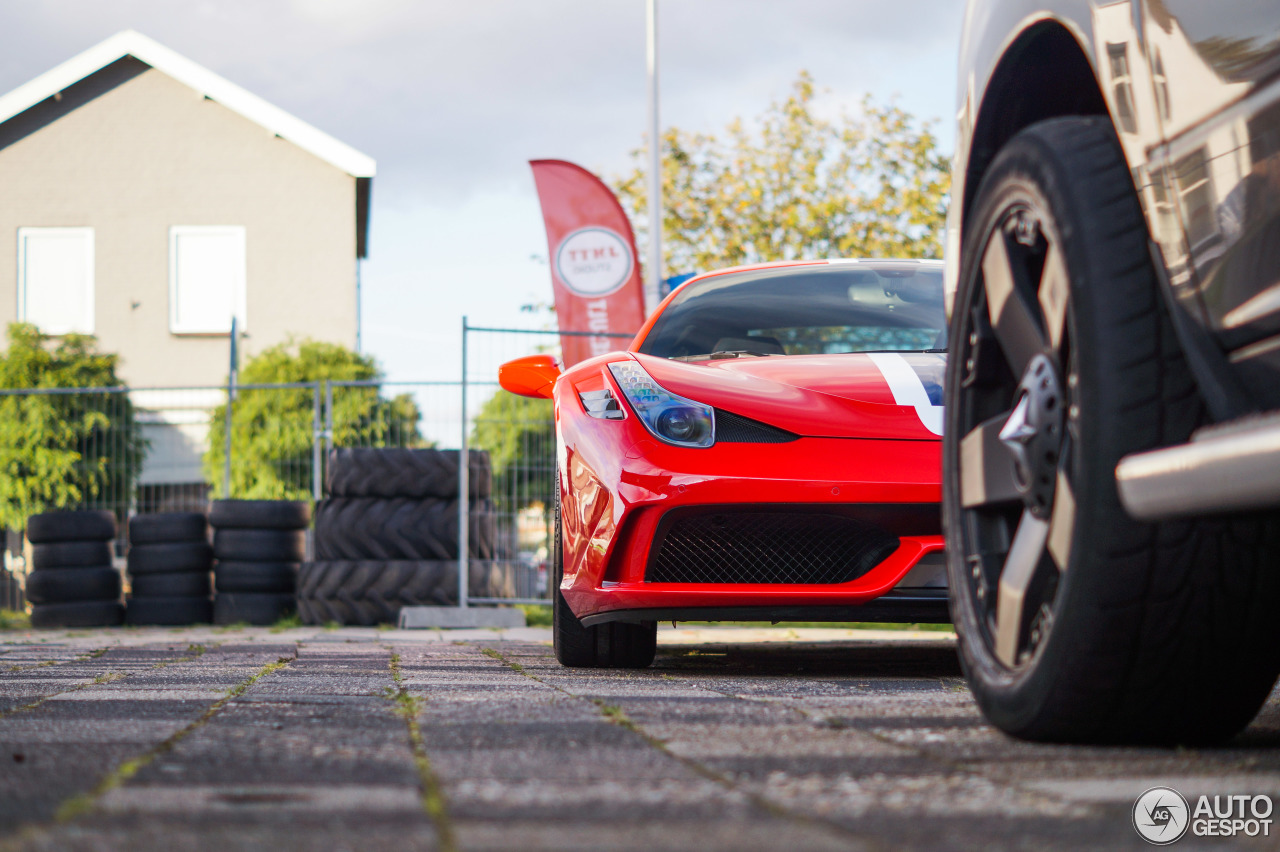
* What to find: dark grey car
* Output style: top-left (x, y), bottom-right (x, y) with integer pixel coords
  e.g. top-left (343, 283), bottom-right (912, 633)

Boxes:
top-left (942, 1), bottom-right (1280, 744)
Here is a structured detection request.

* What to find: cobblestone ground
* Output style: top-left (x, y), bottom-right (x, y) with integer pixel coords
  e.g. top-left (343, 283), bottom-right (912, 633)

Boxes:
top-left (1, 625), bottom-right (1278, 851)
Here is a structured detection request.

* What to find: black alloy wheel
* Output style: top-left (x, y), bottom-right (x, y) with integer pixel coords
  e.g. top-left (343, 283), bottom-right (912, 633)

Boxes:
top-left (943, 117), bottom-right (1280, 744)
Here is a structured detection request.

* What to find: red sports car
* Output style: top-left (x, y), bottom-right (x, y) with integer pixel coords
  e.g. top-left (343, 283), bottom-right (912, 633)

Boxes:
top-left (500, 259), bottom-right (949, 668)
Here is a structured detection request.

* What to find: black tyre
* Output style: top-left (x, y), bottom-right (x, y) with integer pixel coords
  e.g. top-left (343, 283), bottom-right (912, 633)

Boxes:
top-left (213, 592), bottom-right (295, 626)
top-left (209, 500), bottom-right (311, 531)
top-left (25, 566), bottom-right (121, 604)
top-left (130, 571), bottom-right (211, 598)
top-left (551, 471), bottom-right (655, 669)
top-left (297, 560), bottom-right (455, 625)
top-left (313, 497), bottom-right (496, 560)
top-left (214, 561), bottom-right (299, 594)
top-left (26, 510), bottom-right (116, 543)
top-left (128, 513), bottom-right (207, 545)
top-left (326, 448), bottom-right (492, 499)
top-left (29, 600), bottom-right (123, 628)
top-left (127, 542), bottom-right (213, 575)
top-left (30, 541), bottom-right (114, 571)
top-left (943, 117), bottom-right (1280, 745)
top-left (212, 529), bottom-right (306, 562)
top-left (124, 595), bottom-right (212, 626)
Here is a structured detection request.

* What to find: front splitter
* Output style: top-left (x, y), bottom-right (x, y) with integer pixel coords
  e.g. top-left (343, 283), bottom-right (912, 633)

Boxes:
top-left (578, 590), bottom-right (951, 627)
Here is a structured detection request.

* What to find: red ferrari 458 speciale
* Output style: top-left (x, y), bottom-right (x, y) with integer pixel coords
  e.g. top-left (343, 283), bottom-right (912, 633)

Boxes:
top-left (500, 259), bottom-right (949, 668)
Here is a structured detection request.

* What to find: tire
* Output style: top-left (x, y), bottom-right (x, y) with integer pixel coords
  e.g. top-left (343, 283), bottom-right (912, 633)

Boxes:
top-left (313, 497), bottom-right (496, 560)
top-left (213, 592), bottom-right (295, 626)
top-left (124, 596), bottom-right (212, 626)
top-left (127, 542), bottom-right (213, 575)
top-left (30, 541), bottom-right (114, 571)
top-left (25, 566), bottom-right (121, 604)
top-left (212, 529), bottom-right (306, 562)
top-left (26, 510), bottom-right (116, 543)
top-left (326, 448), bottom-right (492, 499)
top-left (551, 470), bottom-right (656, 669)
top-left (214, 561), bottom-right (299, 594)
top-left (209, 500), bottom-right (311, 531)
top-left (129, 513), bottom-right (207, 545)
top-left (943, 117), bottom-right (1280, 745)
top-left (29, 600), bottom-right (124, 628)
top-left (130, 571), bottom-right (211, 598)
top-left (296, 560), bottom-right (453, 625)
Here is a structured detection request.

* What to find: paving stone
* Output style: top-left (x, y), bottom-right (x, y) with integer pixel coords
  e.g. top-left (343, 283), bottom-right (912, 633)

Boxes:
top-left (1, 628), bottom-right (1279, 852)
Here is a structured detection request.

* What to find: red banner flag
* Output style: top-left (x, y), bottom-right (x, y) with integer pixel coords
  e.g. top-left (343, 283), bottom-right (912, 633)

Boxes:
top-left (530, 159), bottom-right (647, 367)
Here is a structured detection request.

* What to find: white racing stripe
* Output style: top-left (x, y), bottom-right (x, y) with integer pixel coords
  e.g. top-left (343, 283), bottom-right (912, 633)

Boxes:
top-left (867, 352), bottom-right (944, 436)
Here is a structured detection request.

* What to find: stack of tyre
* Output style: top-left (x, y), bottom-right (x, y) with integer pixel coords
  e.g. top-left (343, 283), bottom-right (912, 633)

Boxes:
top-left (210, 500), bottom-right (309, 625)
top-left (25, 511), bottom-right (123, 628)
top-left (298, 448), bottom-right (510, 625)
top-left (125, 513), bottom-right (212, 626)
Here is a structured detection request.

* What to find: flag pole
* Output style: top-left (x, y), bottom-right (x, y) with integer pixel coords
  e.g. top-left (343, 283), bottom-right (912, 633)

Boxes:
top-left (645, 0), bottom-right (662, 312)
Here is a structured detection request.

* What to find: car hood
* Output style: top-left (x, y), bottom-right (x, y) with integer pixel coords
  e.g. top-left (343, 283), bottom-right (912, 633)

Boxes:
top-left (634, 351), bottom-right (944, 440)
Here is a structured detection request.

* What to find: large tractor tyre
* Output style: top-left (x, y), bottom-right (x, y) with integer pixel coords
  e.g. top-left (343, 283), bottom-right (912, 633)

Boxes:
top-left (551, 474), bottom-right (656, 669)
top-left (29, 600), bottom-right (124, 628)
top-left (127, 542), bottom-right (214, 575)
top-left (124, 596), bottom-right (213, 626)
top-left (214, 561), bottom-right (299, 594)
top-left (326, 448), bottom-right (492, 500)
top-left (213, 592), bottom-right (295, 626)
top-left (943, 117), bottom-right (1280, 746)
top-left (296, 560), bottom-right (456, 625)
top-left (25, 566), bottom-right (121, 605)
top-left (30, 541), bottom-right (114, 571)
top-left (212, 529), bottom-right (307, 563)
top-left (26, 511), bottom-right (116, 543)
top-left (128, 513), bottom-right (208, 545)
top-left (129, 571), bottom-right (212, 598)
top-left (208, 500), bottom-right (311, 531)
top-left (313, 497), bottom-right (496, 561)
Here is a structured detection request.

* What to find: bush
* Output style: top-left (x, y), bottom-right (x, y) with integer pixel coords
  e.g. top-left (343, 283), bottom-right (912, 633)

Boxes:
top-left (0, 324), bottom-right (144, 530)
top-left (470, 390), bottom-right (554, 509)
top-left (204, 340), bottom-right (424, 499)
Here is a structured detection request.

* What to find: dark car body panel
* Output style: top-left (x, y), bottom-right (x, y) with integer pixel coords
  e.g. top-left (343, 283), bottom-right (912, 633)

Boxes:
top-left (947, 0), bottom-right (1280, 411)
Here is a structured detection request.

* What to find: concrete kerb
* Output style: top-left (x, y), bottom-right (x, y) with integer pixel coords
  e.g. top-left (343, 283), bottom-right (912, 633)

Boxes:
top-left (397, 606), bottom-right (527, 629)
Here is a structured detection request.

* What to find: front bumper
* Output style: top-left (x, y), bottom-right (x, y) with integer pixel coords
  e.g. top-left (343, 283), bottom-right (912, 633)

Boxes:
top-left (560, 432), bottom-right (945, 621)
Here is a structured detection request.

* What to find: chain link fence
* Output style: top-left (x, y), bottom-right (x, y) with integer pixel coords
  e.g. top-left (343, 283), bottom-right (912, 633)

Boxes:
top-left (0, 323), bottom-right (633, 616)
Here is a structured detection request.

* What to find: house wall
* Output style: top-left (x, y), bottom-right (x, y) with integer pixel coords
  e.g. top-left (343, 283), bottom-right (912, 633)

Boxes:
top-left (0, 59), bottom-right (358, 387)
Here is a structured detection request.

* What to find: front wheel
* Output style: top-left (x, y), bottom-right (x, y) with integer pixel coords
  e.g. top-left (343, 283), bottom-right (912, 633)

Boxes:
top-left (943, 117), bottom-right (1280, 744)
top-left (551, 467), bottom-right (656, 669)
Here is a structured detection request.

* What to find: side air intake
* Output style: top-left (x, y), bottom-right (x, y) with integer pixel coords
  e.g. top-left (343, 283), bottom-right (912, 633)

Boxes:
top-left (713, 409), bottom-right (798, 443)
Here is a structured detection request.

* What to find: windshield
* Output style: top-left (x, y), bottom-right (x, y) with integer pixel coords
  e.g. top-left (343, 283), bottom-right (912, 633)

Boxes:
top-left (637, 262), bottom-right (946, 360)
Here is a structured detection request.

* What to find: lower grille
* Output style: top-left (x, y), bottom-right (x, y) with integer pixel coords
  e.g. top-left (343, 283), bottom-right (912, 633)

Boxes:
top-left (647, 509), bottom-right (900, 585)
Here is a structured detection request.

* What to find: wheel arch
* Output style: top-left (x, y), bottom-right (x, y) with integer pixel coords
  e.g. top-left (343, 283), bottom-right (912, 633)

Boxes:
top-left (963, 21), bottom-right (1109, 235)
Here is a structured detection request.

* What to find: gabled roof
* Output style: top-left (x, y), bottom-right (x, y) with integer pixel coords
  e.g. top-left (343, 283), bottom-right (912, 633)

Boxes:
top-left (0, 29), bottom-right (375, 178)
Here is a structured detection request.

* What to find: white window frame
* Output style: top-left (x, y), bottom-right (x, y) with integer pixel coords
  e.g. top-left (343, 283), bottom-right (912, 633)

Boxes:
top-left (168, 225), bottom-right (247, 335)
top-left (17, 226), bottom-right (95, 335)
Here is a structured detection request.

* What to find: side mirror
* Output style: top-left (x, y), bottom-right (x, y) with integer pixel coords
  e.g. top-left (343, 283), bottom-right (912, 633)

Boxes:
top-left (498, 354), bottom-right (562, 399)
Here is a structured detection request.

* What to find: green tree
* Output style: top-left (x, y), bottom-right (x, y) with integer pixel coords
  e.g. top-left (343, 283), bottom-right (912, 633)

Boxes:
top-left (470, 390), bottom-right (554, 510)
top-left (613, 71), bottom-right (950, 273)
top-left (0, 323), bottom-right (144, 530)
top-left (204, 340), bottom-right (424, 499)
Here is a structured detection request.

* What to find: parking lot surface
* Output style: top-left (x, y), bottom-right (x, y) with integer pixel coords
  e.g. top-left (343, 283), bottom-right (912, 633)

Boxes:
top-left (1, 624), bottom-right (1278, 851)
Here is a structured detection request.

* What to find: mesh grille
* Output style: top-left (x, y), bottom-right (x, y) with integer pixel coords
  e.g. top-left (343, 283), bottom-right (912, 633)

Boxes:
top-left (648, 510), bottom-right (899, 584)
top-left (714, 409), bottom-right (798, 443)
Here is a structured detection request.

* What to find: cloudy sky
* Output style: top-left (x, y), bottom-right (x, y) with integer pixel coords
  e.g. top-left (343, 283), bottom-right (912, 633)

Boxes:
top-left (0, 1), bottom-right (963, 382)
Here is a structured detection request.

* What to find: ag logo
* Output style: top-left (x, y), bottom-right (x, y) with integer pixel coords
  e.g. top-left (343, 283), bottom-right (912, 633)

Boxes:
top-left (554, 227), bottom-right (634, 297)
top-left (1133, 787), bottom-right (1190, 845)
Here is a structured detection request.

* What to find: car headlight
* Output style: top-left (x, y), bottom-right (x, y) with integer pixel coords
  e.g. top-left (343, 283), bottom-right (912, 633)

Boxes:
top-left (608, 361), bottom-right (715, 448)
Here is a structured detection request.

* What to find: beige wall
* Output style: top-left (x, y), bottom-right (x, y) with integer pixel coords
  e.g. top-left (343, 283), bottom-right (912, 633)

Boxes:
top-left (0, 62), bottom-right (359, 387)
